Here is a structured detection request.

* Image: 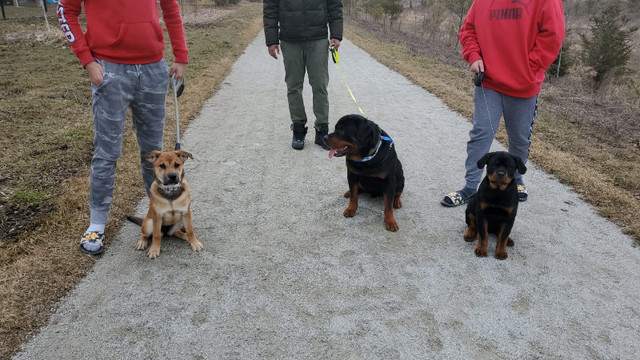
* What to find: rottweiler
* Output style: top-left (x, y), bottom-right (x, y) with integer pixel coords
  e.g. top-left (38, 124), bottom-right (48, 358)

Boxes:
top-left (323, 114), bottom-right (405, 231)
top-left (464, 151), bottom-right (526, 260)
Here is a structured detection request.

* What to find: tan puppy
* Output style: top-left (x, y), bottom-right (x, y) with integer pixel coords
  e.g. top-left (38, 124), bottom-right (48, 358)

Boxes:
top-left (136, 149), bottom-right (203, 258)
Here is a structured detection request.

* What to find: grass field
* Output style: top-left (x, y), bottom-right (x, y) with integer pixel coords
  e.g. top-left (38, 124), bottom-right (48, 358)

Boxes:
top-left (1, 2), bottom-right (639, 359)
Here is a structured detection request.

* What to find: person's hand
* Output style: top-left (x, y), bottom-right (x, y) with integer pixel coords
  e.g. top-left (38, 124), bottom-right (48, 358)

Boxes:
top-left (330, 38), bottom-right (341, 50)
top-left (268, 44), bottom-right (280, 60)
top-left (470, 59), bottom-right (484, 74)
top-left (85, 61), bottom-right (103, 86)
top-left (170, 62), bottom-right (187, 80)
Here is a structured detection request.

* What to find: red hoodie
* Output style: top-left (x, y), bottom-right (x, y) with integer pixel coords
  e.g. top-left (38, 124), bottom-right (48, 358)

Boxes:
top-left (459, 0), bottom-right (565, 98)
top-left (57, 0), bottom-right (188, 67)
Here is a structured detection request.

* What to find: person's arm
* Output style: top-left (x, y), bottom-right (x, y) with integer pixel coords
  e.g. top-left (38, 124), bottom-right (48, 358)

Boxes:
top-left (458, 1), bottom-right (482, 69)
top-left (160, 0), bottom-right (189, 79)
top-left (57, 0), bottom-right (103, 85)
top-left (263, 0), bottom-right (280, 47)
top-left (327, 0), bottom-right (343, 44)
top-left (57, 0), bottom-right (93, 67)
top-left (529, 0), bottom-right (565, 72)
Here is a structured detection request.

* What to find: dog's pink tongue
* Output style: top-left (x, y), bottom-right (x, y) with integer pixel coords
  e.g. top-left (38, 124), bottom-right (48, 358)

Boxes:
top-left (329, 148), bottom-right (338, 159)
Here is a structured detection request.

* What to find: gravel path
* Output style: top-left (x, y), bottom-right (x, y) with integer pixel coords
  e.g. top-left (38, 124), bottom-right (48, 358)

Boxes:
top-left (15, 32), bottom-right (640, 360)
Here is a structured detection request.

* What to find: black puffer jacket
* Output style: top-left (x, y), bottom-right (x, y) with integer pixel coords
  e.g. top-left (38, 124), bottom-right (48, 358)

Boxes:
top-left (263, 0), bottom-right (343, 46)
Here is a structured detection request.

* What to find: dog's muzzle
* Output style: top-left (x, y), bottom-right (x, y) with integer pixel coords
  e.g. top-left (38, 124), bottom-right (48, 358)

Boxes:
top-left (164, 173), bottom-right (180, 185)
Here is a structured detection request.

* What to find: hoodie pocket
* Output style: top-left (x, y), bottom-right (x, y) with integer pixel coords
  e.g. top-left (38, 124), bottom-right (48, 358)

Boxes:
top-left (107, 22), bottom-right (165, 57)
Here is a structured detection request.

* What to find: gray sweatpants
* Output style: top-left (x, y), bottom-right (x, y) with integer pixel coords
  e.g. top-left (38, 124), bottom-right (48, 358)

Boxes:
top-left (280, 38), bottom-right (330, 131)
top-left (464, 86), bottom-right (538, 191)
top-left (89, 59), bottom-right (170, 224)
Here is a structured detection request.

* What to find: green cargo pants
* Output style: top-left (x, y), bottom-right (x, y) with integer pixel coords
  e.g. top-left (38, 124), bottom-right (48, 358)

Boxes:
top-left (280, 38), bottom-right (330, 131)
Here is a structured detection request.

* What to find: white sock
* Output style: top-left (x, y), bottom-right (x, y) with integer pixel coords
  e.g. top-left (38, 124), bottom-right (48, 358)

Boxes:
top-left (86, 223), bottom-right (105, 234)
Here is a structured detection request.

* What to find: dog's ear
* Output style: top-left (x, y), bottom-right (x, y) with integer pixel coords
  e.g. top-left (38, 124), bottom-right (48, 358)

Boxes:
top-left (514, 155), bottom-right (527, 175)
top-left (477, 152), bottom-right (492, 169)
top-left (175, 150), bottom-right (193, 162)
top-left (145, 150), bottom-right (162, 163)
top-left (363, 119), bottom-right (380, 145)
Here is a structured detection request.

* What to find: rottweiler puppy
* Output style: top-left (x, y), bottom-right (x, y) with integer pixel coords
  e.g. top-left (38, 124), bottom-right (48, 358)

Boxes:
top-left (464, 151), bottom-right (526, 260)
top-left (323, 114), bottom-right (405, 231)
top-left (129, 150), bottom-right (203, 258)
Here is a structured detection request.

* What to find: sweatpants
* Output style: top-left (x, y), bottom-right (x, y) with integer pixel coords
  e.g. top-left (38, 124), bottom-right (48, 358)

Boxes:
top-left (464, 86), bottom-right (538, 191)
top-left (89, 58), bottom-right (170, 225)
top-left (280, 38), bottom-right (330, 131)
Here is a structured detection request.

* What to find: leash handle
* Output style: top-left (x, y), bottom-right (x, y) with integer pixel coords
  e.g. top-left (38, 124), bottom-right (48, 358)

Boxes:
top-left (330, 45), bottom-right (339, 64)
top-left (474, 71), bottom-right (484, 87)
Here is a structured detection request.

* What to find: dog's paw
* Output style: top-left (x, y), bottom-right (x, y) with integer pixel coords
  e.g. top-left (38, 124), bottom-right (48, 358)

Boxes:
top-left (463, 228), bottom-right (476, 242)
top-left (147, 247), bottom-right (161, 258)
top-left (507, 237), bottom-right (514, 247)
top-left (385, 220), bottom-right (399, 232)
top-left (393, 196), bottom-right (402, 209)
top-left (136, 239), bottom-right (148, 250)
top-left (474, 247), bottom-right (488, 257)
top-left (189, 238), bottom-right (204, 252)
top-left (343, 206), bottom-right (357, 217)
top-left (495, 251), bottom-right (508, 260)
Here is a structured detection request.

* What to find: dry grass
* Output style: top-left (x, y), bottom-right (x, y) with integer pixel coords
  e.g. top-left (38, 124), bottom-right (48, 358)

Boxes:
top-left (345, 17), bottom-right (640, 242)
top-left (0, 2), bottom-right (263, 359)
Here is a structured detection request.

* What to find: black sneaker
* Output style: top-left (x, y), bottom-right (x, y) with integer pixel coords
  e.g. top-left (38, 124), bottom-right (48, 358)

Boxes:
top-left (292, 124), bottom-right (307, 150)
top-left (315, 124), bottom-right (330, 150)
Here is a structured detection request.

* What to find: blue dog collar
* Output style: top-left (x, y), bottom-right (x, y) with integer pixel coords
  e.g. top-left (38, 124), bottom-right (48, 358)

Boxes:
top-left (354, 136), bottom-right (393, 162)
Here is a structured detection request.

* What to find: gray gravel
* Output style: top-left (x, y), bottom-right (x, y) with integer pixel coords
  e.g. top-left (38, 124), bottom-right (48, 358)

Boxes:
top-left (14, 32), bottom-right (640, 360)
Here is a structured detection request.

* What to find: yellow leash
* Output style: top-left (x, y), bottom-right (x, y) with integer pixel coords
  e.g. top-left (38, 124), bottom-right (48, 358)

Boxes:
top-left (330, 45), bottom-right (366, 117)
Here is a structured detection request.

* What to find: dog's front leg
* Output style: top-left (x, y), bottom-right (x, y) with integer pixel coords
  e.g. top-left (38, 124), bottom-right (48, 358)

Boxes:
top-left (464, 211), bottom-right (477, 242)
top-left (344, 173), bottom-right (359, 217)
top-left (183, 205), bottom-right (203, 251)
top-left (495, 220), bottom-right (514, 260)
top-left (137, 216), bottom-right (152, 250)
top-left (475, 216), bottom-right (489, 257)
top-left (344, 186), bottom-right (359, 217)
top-left (383, 178), bottom-right (399, 231)
top-left (147, 215), bottom-right (163, 258)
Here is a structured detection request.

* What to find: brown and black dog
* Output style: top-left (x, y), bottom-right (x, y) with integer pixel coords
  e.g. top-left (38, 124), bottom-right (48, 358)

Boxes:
top-left (324, 114), bottom-right (405, 231)
top-left (464, 151), bottom-right (526, 260)
top-left (129, 149), bottom-right (203, 258)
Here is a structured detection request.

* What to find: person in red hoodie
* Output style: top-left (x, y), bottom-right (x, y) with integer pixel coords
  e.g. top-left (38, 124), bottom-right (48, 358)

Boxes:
top-left (57, 0), bottom-right (189, 254)
top-left (441, 0), bottom-right (564, 207)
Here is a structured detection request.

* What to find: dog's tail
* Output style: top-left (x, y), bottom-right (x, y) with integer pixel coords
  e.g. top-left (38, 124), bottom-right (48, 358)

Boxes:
top-left (126, 216), bottom-right (144, 226)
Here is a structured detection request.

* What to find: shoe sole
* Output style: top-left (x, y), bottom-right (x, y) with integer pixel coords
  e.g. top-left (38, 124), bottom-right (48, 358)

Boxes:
top-left (79, 243), bottom-right (104, 255)
top-left (440, 198), bottom-right (469, 207)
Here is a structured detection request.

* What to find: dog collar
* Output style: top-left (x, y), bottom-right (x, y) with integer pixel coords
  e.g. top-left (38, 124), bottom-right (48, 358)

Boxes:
top-left (160, 185), bottom-right (182, 192)
top-left (353, 136), bottom-right (393, 163)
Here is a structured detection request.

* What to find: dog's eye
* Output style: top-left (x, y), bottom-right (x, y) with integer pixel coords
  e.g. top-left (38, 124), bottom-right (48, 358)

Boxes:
top-left (174, 163), bottom-right (180, 169)
top-left (159, 164), bottom-right (166, 169)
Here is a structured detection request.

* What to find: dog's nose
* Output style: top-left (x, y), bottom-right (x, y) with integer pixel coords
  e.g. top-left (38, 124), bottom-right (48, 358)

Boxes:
top-left (497, 171), bottom-right (506, 177)
top-left (168, 173), bottom-right (178, 182)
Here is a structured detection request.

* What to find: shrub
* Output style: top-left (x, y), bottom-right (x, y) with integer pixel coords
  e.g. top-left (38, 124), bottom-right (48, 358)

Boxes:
top-left (580, 4), bottom-right (636, 85)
